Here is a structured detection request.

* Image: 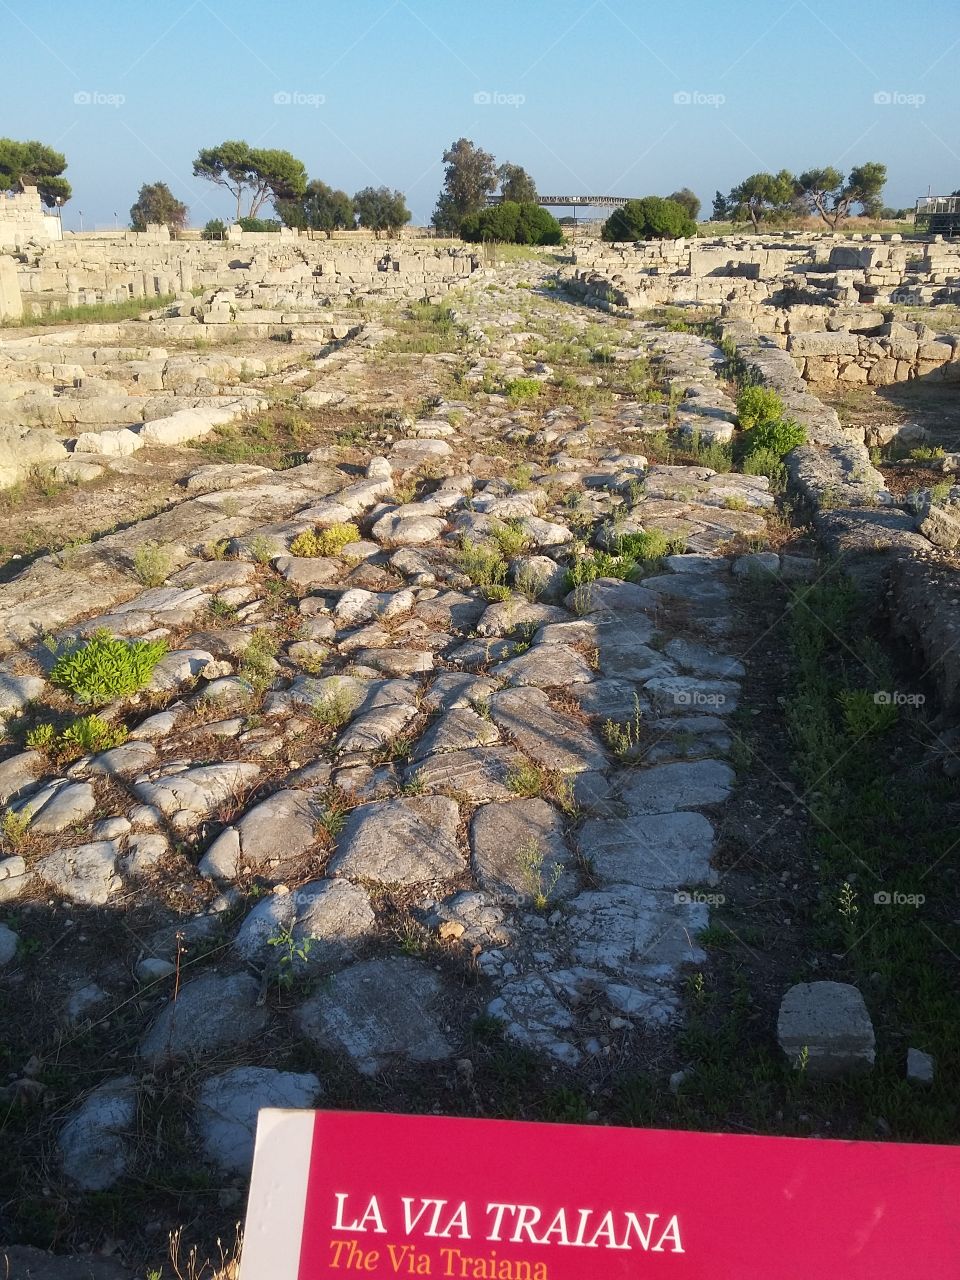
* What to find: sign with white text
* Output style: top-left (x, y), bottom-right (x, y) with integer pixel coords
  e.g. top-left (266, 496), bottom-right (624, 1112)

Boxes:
top-left (238, 1109), bottom-right (960, 1279)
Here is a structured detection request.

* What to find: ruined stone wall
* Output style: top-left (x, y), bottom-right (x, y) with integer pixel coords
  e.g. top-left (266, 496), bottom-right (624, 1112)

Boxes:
top-left (10, 241), bottom-right (481, 315)
top-left (786, 323), bottom-right (960, 385)
top-left (0, 187), bottom-right (63, 250)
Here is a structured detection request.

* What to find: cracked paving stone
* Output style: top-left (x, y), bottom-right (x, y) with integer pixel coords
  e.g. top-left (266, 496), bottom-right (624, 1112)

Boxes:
top-left (328, 795), bottom-right (464, 885)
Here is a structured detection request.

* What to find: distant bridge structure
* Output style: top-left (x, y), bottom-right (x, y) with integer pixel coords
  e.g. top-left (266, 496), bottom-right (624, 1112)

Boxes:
top-left (915, 196), bottom-right (960, 236)
top-left (485, 194), bottom-right (635, 209)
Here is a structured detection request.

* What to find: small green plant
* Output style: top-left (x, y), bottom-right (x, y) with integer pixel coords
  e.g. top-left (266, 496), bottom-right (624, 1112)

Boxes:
top-left (289, 522), bottom-right (360, 557)
top-left (601, 694), bottom-right (644, 758)
top-left (742, 447), bottom-right (787, 492)
top-left (837, 689), bottom-right (899, 737)
top-left (239, 629), bottom-right (280, 694)
top-left (503, 377), bottom-right (542, 405)
top-left (267, 925), bottom-right (314, 989)
top-left (517, 837), bottom-right (563, 909)
top-left (1, 806), bottom-right (32, 848)
top-left (507, 462), bottom-right (534, 492)
top-left (456, 537), bottom-right (509, 599)
top-left (311, 680), bottom-right (361, 729)
top-left (506, 759), bottom-right (547, 797)
top-left (50, 631), bottom-right (168, 705)
top-left (741, 417), bottom-right (807, 458)
top-left (25, 722), bottom-right (56, 750)
top-left (28, 715), bottom-right (127, 757)
top-left (490, 519), bottom-right (530, 559)
top-left (909, 445), bottom-right (946, 463)
top-left (132, 541), bottom-right (174, 587)
top-left (247, 534), bottom-right (276, 565)
top-left (59, 715), bottom-right (129, 755)
top-left (736, 385), bottom-right (786, 431)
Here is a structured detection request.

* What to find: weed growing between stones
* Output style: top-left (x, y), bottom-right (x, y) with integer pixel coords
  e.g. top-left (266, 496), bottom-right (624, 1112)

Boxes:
top-left (132, 540), bottom-right (175, 587)
top-left (289, 522), bottom-right (360, 558)
top-left (26, 714), bottom-right (128, 759)
top-left (49, 631), bottom-right (168, 705)
top-left (456, 537), bottom-right (510, 601)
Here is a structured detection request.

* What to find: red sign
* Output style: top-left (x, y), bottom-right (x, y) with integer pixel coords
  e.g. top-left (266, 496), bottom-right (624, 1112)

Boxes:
top-left (239, 1110), bottom-right (960, 1280)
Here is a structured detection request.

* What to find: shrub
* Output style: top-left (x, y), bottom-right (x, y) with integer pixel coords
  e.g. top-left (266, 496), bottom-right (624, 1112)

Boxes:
top-left (742, 417), bottom-right (807, 458)
top-left (59, 715), bottom-right (129, 754)
top-left (503, 377), bottom-right (542, 404)
top-left (50, 631), bottom-right (168, 705)
top-left (742, 447), bottom-right (787, 492)
top-left (460, 201), bottom-right (563, 246)
top-left (202, 219), bottom-right (227, 240)
top-left (132, 541), bottom-right (174, 587)
top-left (490, 519), bottom-right (530, 558)
top-left (601, 197), bottom-right (697, 242)
top-left (735, 385), bottom-right (785, 431)
top-left (289, 522), bottom-right (360, 557)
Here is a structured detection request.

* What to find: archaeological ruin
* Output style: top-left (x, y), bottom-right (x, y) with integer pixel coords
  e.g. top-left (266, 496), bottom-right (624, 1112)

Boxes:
top-left (1, 212), bottom-right (959, 1277)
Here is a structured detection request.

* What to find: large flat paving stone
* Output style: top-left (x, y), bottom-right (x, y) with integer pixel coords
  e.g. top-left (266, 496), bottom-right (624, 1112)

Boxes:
top-left (489, 687), bottom-right (607, 774)
top-left (406, 746), bottom-right (527, 802)
top-left (470, 797), bottom-right (572, 904)
top-left (196, 1066), bottom-right (321, 1174)
top-left (616, 759), bottom-right (735, 814)
top-left (579, 811), bottom-right (717, 888)
top-left (233, 879), bottom-right (374, 967)
top-left (139, 972), bottom-right (270, 1066)
top-left (328, 795), bottom-right (464, 885)
top-left (132, 763), bottom-right (260, 833)
top-left (199, 788), bottom-right (320, 883)
top-left (296, 956), bottom-right (453, 1074)
top-left (565, 886), bottom-right (708, 971)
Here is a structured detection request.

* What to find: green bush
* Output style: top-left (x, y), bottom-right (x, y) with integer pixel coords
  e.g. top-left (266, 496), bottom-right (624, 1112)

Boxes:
top-left (59, 715), bottom-right (129, 754)
top-left (237, 216), bottom-right (281, 232)
top-left (742, 417), bottom-right (807, 457)
top-left (742, 447), bottom-right (787, 492)
top-left (289, 522), bottom-right (360, 557)
top-left (50, 630), bottom-right (168, 705)
top-left (601, 197), bottom-right (697, 242)
top-left (735, 385), bottom-right (784, 430)
top-left (202, 219), bottom-right (227, 240)
top-left (503, 377), bottom-right (542, 404)
top-left (460, 201), bottom-right (563, 246)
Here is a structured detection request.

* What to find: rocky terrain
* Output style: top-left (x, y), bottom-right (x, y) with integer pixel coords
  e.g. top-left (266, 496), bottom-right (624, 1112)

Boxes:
top-left (1, 251), bottom-right (958, 1279)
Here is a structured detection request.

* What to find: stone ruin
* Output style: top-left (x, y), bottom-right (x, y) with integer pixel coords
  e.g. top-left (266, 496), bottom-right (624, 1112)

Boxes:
top-left (0, 234), bottom-right (957, 1278)
top-left (565, 232), bottom-right (960, 388)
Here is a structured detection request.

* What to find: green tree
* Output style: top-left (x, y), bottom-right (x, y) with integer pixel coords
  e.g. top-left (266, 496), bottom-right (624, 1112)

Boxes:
top-left (728, 170), bottom-right (796, 230)
top-left (353, 186), bottom-right (411, 238)
top-left (498, 163), bottom-right (538, 204)
top-left (601, 196), bottom-right (696, 241)
top-left (711, 190), bottom-right (730, 221)
top-left (129, 181), bottom-right (188, 232)
top-left (432, 138), bottom-right (498, 233)
top-left (460, 201), bottom-right (562, 245)
top-left (0, 138), bottom-right (71, 206)
top-left (192, 141), bottom-right (307, 220)
top-left (797, 163), bottom-right (887, 229)
top-left (668, 187), bottom-right (701, 221)
top-left (277, 180), bottom-right (355, 237)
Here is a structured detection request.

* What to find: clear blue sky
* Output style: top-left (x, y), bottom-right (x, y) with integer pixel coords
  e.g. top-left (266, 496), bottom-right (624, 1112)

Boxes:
top-left (4, 0), bottom-right (958, 229)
